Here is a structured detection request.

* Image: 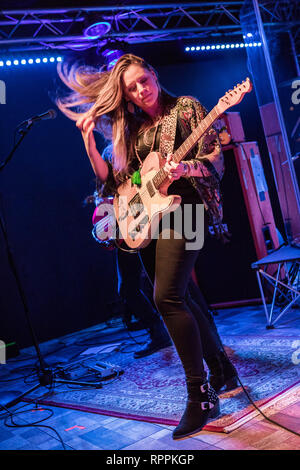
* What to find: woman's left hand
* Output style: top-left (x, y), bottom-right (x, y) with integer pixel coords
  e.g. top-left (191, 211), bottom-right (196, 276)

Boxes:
top-left (164, 154), bottom-right (186, 181)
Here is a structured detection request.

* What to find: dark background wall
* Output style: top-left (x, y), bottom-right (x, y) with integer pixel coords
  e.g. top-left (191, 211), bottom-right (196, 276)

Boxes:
top-left (0, 42), bottom-right (286, 348)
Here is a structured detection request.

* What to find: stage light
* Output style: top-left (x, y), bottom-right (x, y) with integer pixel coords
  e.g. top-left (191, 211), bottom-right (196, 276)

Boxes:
top-left (0, 61), bottom-right (4, 66)
top-left (13, 60), bottom-right (19, 65)
top-left (42, 58), bottom-right (48, 63)
top-left (21, 59), bottom-right (26, 64)
top-left (57, 57), bottom-right (62, 62)
top-left (83, 21), bottom-right (111, 39)
top-left (184, 41), bottom-right (262, 54)
top-left (35, 58), bottom-right (41, 63)
top-left (6, 60), bottom-right (11, 66)
top-left (247, 33), bottom-right (253, 37)
top-left (50, 57), bottom-right (55, 62)
top-left (28, 59), bottom-right (33, 64)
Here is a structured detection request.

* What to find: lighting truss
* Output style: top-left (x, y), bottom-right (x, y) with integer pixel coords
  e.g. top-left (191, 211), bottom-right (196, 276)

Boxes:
top-left (0, 1), bottom-right (299, 53)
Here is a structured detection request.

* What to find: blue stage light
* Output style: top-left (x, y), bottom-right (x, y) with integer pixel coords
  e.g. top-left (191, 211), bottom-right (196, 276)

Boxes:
top-left (83, 21), bottom-right (111, 39)
top-left (6, 60), bottom-right (11, 66)
top-left (42, 58), bottom-right (48, 63)
top-left (13, 59), bottom-right (19, 65)
top-left (0, 61), bottom-right (4, 66)
top-left (28, 59), bottom-right (33, 64)
top-left (184, 40), bottom-right (261, 53)
top-left (21, 59), bottom-right (26, 64)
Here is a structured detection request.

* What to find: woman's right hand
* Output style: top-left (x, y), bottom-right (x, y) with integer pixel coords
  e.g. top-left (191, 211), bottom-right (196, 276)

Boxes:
top-left (76, 114), bottom-right (98, 159)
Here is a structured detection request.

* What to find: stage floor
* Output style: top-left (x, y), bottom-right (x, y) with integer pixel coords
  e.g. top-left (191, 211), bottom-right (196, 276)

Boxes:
top-left (0, 303), bottom-right (299, 451)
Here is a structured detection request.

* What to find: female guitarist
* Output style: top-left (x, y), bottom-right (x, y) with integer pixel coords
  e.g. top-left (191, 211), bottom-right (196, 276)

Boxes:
top-left (56, 53), bottom-right (237, 439)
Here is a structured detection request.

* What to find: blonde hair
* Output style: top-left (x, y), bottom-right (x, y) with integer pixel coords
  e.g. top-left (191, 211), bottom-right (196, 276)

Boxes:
top-left (56, 53), bottom-right (163, 177)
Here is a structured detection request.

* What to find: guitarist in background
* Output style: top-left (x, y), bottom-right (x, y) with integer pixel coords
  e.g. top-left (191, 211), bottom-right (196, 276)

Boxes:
top-left (57, 53), bottom-right (236, 440)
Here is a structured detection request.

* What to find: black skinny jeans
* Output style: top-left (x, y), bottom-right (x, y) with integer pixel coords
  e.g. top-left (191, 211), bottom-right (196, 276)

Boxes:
top-left (139, 222), bottom-right (223, 382)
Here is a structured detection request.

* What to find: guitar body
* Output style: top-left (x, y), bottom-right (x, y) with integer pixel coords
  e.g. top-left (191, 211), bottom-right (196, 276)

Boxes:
top-left (113, 151), bottom-right (181, 249)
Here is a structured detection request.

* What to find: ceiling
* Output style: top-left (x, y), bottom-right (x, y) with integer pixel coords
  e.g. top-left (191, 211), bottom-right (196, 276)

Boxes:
top-left (0, 1), bottom-right (299, 55)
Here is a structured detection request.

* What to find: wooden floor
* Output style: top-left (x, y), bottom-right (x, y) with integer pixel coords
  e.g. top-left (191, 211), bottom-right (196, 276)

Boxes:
top-left (0, 304), bottom-right (299, 451)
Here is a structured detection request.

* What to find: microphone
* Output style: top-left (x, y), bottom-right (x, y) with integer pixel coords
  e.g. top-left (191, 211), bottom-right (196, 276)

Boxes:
top-left (18, 109), bottom-right (57, 127)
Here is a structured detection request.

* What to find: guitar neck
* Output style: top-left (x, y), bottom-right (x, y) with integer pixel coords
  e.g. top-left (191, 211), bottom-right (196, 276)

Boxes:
top-left (153, 105), bottom-right (220, 189)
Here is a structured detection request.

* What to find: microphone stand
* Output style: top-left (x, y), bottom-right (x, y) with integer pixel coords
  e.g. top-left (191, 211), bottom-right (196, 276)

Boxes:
top-left (0, 121), bottom-right (102, 410)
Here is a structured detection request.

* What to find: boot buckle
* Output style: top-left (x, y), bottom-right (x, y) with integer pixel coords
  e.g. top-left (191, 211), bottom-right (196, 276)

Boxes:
top-left (201, 401), bottom-right (215, 411)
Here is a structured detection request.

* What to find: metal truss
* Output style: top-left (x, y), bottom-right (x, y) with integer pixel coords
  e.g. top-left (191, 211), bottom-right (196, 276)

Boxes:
top-left (0, 1), bottom-right (299, 53)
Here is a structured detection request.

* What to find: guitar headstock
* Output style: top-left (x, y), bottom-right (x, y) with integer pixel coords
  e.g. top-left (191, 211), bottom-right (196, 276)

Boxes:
top-left (216, 78), bottom-right (253, 114)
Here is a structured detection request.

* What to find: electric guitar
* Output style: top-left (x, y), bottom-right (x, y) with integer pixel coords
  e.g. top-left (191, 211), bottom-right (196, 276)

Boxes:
top-left (113, 78), bottom-right (253, 249)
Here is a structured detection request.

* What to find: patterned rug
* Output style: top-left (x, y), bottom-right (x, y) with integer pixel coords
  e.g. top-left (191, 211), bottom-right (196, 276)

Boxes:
top-left (24, 335), bottom-right (300, 433)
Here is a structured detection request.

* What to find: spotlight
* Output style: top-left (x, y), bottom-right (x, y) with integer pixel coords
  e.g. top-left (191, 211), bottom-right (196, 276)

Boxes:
top-left (28, 59), bottom-right (33, 64)
top-left (84, 20), bottom-right (111, 39)
top-left (42, 58), bottom-right (48, 63)
top-left (13, 59), bottom-right (19, 65)
top-left (247, 33), bottom-right (253, 37)
top-left (0, 61), bottom-right (4, 66)
top-left (35, 58), bottom-right (41, 63)
top-left (6, 60), bottom-right (11, 66)
top-left (21, 59), bottom-right (26, 64)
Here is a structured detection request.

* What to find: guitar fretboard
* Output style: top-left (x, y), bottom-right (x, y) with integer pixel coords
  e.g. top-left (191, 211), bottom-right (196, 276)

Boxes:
top-left (152, 106), bottom-right (220, 189)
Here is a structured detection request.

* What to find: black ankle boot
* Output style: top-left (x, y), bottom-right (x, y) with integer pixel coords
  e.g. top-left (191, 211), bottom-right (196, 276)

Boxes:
top-left (206, 350), bottom-right (238, 393)
top-left (172, 381), bottom-right (220, 440)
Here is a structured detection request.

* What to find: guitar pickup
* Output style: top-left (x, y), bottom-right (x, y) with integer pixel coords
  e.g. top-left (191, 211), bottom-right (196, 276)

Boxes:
top-left (146, 181), bottom-right (155, 198)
